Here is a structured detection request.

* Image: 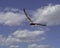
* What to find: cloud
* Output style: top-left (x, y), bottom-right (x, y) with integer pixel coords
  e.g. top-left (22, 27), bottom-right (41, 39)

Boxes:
top-left (32, 4), bottom-right (60, 26)
top-left (0, 29), bottom-right (45, 46)
top-left (0, 35), bottom-right (7, 45)
top-left (0, 4), bottom-right (60, 26)
top-left (0, 8), bottom-right (25, 26)
top-left (9, 45), bottom-right (19, 48)
top-left (13, 29), bottom-right (45, 43)
top-left (28, 44), bottom-right (52, 48)
top-left (0, 34), bottom-right (20, 46)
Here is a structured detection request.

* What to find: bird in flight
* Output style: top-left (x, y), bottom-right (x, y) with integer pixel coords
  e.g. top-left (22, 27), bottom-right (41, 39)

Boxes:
top-left (23, 9), bottom-right (46, 26)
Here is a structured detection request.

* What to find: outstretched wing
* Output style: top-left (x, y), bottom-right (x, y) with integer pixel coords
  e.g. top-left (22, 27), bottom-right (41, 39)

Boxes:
top-left (23, 9), bottom-right (33, 23)
top-left (31, 23), bottom-right (46, 26)
top-left (35, 23), bottom-right (46, 26)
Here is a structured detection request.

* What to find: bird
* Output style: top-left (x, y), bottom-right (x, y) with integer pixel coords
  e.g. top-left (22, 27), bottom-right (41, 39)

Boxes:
top-left (23, 9), bottom-right (46, 26)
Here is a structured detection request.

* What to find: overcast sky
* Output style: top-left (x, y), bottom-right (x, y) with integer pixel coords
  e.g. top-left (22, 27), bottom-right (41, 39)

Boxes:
top-left (0, 0), bottom-right (60, 48)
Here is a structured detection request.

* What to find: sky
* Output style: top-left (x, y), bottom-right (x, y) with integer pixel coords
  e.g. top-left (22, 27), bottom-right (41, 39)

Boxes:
top-left (0, 0), bottom-right (60, 48)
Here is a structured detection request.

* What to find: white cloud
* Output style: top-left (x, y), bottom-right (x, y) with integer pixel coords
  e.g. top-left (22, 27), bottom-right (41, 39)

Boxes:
top-left (0, 4), bottom-right (60, 26)
top-left (0, 35), bottom-right (20, 46)
top-left (13, 29), bottom-right (45, 43)
top-left (9, 45), bottom-right (19, 48)
top-left (4, 8), bottom-right (20, 12)
top-left (0, 35), bottom-right (7, 45)
top-left (0, 29), bottom-right (45, 46)
top-left (33, 4), bottom-right (60, 26)
top-left (0, 8), bottom-right (25, 26)
top-left (28, 44), bottom-right (52, 48)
